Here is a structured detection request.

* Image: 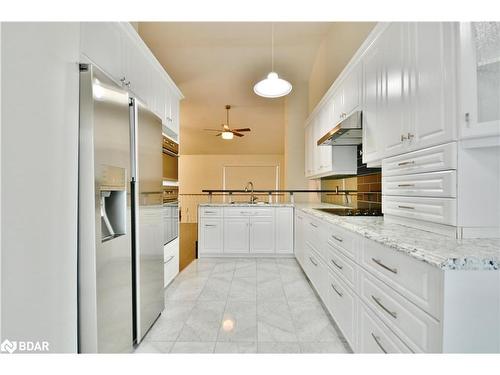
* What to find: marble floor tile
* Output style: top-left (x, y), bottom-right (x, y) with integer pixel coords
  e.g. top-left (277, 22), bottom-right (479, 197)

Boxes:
top-left (228, 277), bottom-right (257, 301)
top-left (214, 342), bottom-right (257, 353)
top-left (218, 300), bottom-right (257, 342)
top-left (257, 278), bottom-right (287, 302)
top-left (282, 277), bottom-right (318, 302)
top-left (198, 276), bottom-right (232, 301)
top-left (145, 301), bottom-right (196, 342)
top-left (170, 341), bottom-right (215, 353)
top-left (234, 261), bottom-right (257, 278)
top-left (299, 341), bottom-right (349, 353)
top-left (177, 300), bottom-right (226, 342)
top-left (257, 342), bottom-right (301, 353)
top-left (134, 341), bottom-right (174, 353)
top-left (257, 300), bottom-right (297, 342)
top-left (288, 300), bottom-right (341, 342)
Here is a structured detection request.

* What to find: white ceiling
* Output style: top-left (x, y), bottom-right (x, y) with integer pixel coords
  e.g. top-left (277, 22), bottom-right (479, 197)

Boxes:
top-left (138, 22), bottom-right (332, 154)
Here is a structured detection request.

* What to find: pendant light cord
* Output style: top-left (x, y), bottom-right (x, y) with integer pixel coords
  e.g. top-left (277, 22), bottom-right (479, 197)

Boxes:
top-left (271, 22), bottom-right (274, 72)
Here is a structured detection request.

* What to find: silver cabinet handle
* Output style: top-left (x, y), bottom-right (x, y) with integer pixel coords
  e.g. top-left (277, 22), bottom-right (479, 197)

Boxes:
top-left (309, 257), bottom-right (318, 266)
top-left (331, 284), bottom-right (343, 297)
top-left (397, 160), bottom-right (415, 166)
top-left (309, 222), bottom-right (318, 228)
top-left (371, 295), bottom-right (397, 319)
top-left (331, 234), bottom-right (343, 242)
top-left (371, 333), bottom-right (387, 353)
top-left (372, 258), bottom-right (398, 274)
top-left (397, 184), bottom-right (415, 187)
top-left (330, 258), bottom-right (343, 270)
top-left (204, 224), bottom-right (217, 228)
top-left (400, 134), bottom-right (408, 142)
top-left (205, 210), bottom-right (216, 214)
top-left (164, 255), bottom-right (175, 264)
top-left (407, 133), bottom-right (414, 140)
top-left (398, 205), bottom-right (415, 210)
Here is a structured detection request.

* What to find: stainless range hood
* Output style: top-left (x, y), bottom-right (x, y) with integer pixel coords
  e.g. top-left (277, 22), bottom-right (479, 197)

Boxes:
top-left (317, 111), bottom-right (363, 146)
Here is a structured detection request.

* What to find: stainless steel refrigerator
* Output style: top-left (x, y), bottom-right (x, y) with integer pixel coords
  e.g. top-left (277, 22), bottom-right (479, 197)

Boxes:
top-left (78, 64), bottom-right (164, 353)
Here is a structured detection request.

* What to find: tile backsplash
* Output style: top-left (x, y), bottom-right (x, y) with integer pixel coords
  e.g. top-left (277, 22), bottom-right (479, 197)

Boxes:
top-left (321, 172), bottom-right (381, 209)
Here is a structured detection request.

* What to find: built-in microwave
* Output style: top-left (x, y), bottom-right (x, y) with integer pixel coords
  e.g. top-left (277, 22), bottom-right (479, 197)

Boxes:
top-left (162, 136), bottom-right (178, 182)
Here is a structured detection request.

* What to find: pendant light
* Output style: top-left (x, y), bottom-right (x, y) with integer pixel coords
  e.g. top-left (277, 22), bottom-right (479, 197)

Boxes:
top-left (253, 23), bottom-right (292, 98)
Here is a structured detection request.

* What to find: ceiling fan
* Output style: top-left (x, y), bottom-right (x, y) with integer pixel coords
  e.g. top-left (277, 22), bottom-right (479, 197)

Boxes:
top-left (204, 105), bottom-right (251, 140)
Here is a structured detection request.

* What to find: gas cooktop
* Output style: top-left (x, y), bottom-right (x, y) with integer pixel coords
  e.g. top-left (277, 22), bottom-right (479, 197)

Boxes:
top-left (316, 208), bottom-right (383, 217)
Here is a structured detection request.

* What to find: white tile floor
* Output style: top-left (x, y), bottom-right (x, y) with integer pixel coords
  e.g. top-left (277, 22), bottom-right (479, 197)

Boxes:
top-left (135, 257), bottom-right (351, 353)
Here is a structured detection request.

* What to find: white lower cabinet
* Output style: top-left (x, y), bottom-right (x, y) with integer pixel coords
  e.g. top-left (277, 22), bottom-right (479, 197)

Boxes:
top-left (198, 206), bottom-right (294, 256)
top-left (295, 208), bottom-right (499, 353)
top-left (224, 217), bottom-right (250, 254)
top-left (198, 219), bottom-right (223, 254)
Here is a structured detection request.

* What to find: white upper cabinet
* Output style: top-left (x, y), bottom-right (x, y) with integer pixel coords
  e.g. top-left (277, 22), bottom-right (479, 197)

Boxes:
top-left (362, 22), bottom-right (457, 162)
top-left (80, 23), bottom-right (182, 136)
top-left (459, 22), bottom-right (500, 140)
top-left (80, 22), bottom-right (123, 83)
top-left (408, 22), bottom-right (456, 151)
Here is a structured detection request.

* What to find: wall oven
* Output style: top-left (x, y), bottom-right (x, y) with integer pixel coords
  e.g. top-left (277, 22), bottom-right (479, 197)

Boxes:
top-left (162, 136), bottom-right (179, 246)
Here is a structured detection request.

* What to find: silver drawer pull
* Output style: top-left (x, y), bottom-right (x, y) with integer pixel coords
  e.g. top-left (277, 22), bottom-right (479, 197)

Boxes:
top-left (398, 205), bottom-right (415, 210)
top-left (205, 211), bottom-right (216, 214)
top-left (164, 255), bottom-right (175, 264)
top-left (371, 295), bottom-right (397, 319)
top-left (205, 224), bottom-right (217, 228)
top-left (309, 257), bottom-right (318, 266)
top-left (310, 222), bottom-right (318, 228)
top-left (372, 258), bottom-right (398, 274)
top-left (331, 235), bottom-right (343, 242)
top-left (331, 284), bottom-right (343, 297)
top-left (397, 160), bottom-right (415, 166)
top-left (330, 258), bottom-right (343, 270)
top-left (397, 184), bottom-right (415, 187)
top-left (371, 333), bottom-right (387, 353)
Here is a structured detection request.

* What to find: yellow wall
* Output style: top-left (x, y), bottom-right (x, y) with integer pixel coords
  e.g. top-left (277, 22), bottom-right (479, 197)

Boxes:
top-left (179, 154), bottom-right (285, 222)
top-left (308, 22), bottom-right (376, 113)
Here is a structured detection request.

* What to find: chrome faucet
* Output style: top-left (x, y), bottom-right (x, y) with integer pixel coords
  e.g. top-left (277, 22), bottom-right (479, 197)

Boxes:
top-left (244, 181), bottom-right (257, 204)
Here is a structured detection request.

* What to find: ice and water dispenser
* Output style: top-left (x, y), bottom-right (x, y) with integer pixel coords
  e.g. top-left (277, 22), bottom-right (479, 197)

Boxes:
top-left (99, 165), bottom-right (127, 242)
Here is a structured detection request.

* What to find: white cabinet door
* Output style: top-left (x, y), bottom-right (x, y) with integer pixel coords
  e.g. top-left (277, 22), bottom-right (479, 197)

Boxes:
top-left (199, 219), bottom-right (223, 254)
top-left (294, 212), bottom-right (306, 265)
top-left (304, 122), bottom-right (312, 177)
top-left (250, 217), bottom-right (275, 253)
top-left (276, 207), bottom-right (294, 254)
top-left (122, 32), bottom-right (151, 105)
top-left (342, 64), bottom-right (361, 117)
top-left (81, 22), bottom-right (124, 83)
top-left (380, 23), bottom-right (410, 158)
top-left (224, 218), bottom-right (250, 253)
top-left (362, 38), bottom-right (383, 164)
top-left (459, 22), bottom-right (500, 139)
top-left (170, 89), bottom-right (180, 135)
top-left (317, 109), bottom-right (333, 173)
top-left (331, 89), bottom-right (344, 126)
top-left (409, 22), bottom-right (456, 151)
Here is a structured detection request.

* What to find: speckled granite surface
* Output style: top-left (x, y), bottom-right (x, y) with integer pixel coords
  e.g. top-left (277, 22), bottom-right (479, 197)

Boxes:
top-left (296, 205), bottom-right (500, 271)
top-left (199, 203), bottom-right (295, 207)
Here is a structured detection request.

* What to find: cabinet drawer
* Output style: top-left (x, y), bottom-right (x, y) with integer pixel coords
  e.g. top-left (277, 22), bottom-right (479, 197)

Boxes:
top-left (223, 207), bottom-right (273, 217)
top-left (324, 222), bottom-right (359, 260)
top-left (382, 142), bottom-right (457, 176)
top-left (164, 246), bottom-right (179, 287)
top-left (361, 239), bottom-right (443, 319)
top-left (304, 215), bottom-right (326, 254)
top-left (304, 244), bottom-right (326, 298)
top-left (358, 303), bottom-right (412, 353)
top-left (324, 243), bottom-right (357, 290)
top-left (200, 206), bottom-right (222, 218)
top-left (325, 269), bottom-right (357, 349)
top-left (382, 170), bottom-right (457, 198)
top-left (199, 219), bottom-right (223, 254)
top-left (382, 196), bottom-right (457, 226)
top-left (360, 270), bottom-right (441, 353)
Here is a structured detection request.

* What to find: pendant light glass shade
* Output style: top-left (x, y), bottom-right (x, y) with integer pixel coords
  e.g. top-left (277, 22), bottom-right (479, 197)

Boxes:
top-left (253, 72), bottom-right (292, 98)
top-left (221, 131), bottom-right (234, 140)
top-left (253, 23), bottom-right (292, 98)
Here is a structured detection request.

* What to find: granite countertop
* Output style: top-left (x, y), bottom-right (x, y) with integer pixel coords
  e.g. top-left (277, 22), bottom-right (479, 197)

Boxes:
top-left (297, 206), bottom-right (500, 271)
top-left (199, 203), bottom-right (295, 207)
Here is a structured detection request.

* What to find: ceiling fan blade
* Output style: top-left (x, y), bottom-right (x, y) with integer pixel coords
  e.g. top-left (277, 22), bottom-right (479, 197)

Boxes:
top-left (232, 131), bottom-right (244, 137)
top-left (233, 128), bottom-right (251, 132)
top-left (215, 133), bottom-right (222, 137)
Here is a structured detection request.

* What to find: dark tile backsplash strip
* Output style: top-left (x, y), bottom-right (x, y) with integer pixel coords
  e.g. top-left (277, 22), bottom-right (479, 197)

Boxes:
top-left (321, 172), bottom-right (382, 209)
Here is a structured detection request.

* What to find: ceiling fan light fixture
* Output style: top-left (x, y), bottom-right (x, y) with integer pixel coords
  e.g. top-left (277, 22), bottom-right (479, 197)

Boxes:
top-left (253, 72), bottom-right (292, 98)
top-left (221, 131), bottom-right (234, 140)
